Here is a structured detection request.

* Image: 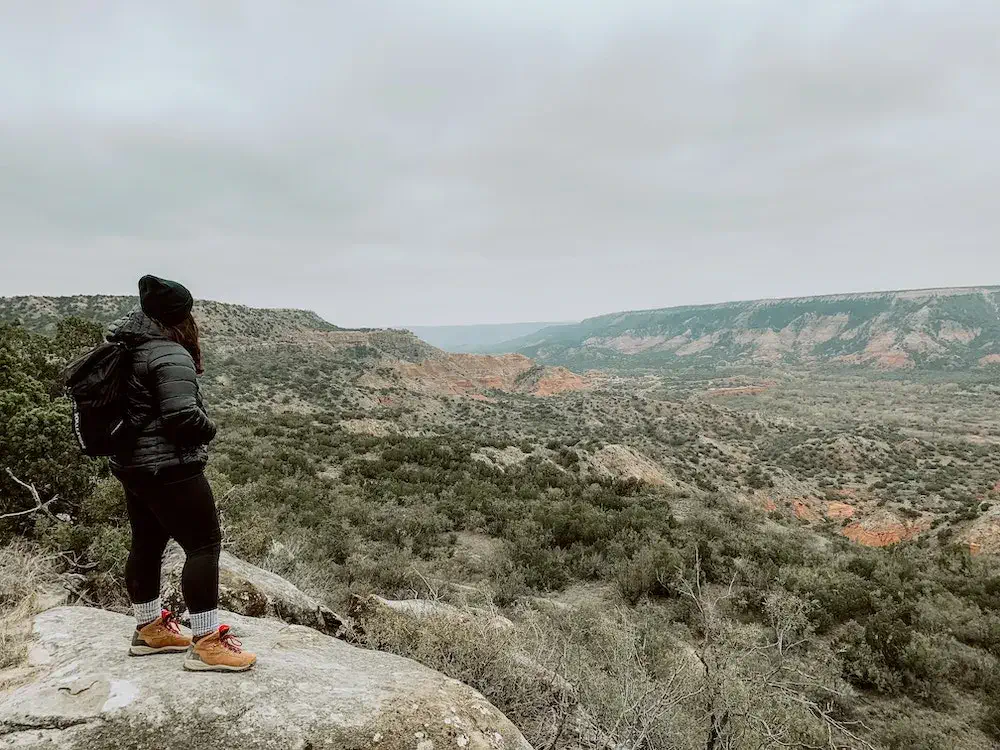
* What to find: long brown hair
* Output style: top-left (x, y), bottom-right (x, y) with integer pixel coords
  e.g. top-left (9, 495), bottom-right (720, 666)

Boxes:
top-left (164, 314), bottom-right (204, 375)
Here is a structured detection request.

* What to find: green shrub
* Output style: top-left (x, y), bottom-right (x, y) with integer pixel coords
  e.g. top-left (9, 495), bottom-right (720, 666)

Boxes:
top-left (614, 543), bottom-right (682, 604)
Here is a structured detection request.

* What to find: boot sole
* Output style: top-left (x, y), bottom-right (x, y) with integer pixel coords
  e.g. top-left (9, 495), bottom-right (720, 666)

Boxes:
top-left (129, 644), bottom-right (190, 656)
top-left (183, 658), bottom-right (257, 672)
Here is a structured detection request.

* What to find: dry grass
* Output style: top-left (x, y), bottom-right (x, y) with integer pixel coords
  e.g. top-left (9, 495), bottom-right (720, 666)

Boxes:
top-left (353, 593), bottom-right (867, 749)
top-left (356, 603), bottom-right (576, 748)
top-left (538, 606), bottom-right (706, 747)
top-left (354, 597), bottom-right (712, 749)
top-left (0, 541), bottom-right (61, 673)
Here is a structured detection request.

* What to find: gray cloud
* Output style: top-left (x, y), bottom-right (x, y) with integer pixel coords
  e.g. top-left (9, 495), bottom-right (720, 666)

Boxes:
top-left (1, 1), bottom-right (998, 325)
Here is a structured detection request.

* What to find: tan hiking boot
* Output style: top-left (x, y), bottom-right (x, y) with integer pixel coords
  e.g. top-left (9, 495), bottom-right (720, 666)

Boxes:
top-left (184, 625), bottom-right (257, 672)
top-left (129, 610), bottom-right (191, 656)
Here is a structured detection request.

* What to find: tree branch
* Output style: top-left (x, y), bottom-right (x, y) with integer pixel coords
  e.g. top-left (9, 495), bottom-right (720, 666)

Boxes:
top-left (2, 468), bottom-right (59, 521)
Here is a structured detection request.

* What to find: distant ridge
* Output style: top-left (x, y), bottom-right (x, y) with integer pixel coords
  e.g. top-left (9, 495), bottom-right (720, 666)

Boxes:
top-left (0, 294), bottom-right (444, 363)
top-left (0, 294), bottom-right (589, 402)
top-left (0, 294), bottom-right (341, 336)
top-left (491, 286), bottom-right (1000, 371)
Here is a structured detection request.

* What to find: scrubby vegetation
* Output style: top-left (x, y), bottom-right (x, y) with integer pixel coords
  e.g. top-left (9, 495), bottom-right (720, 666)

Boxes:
top-left (3, 305), bottom-right (1000, 747)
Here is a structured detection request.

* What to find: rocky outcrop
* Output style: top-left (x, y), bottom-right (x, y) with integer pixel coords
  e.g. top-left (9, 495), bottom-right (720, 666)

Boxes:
top-left (825, 502), bottom-right (855, 520)
top-left (528, 366), bottom-right (588, 396)
top-left (587, 444), bottom-right (670, 487)
top-left (841, 510), bottom-right (929, 547)
top-left (160, 542), bottom-right (344, 637)
top-left (395, 353), bottom-right (588, 398)
top-left (792, 499), bottom-right (821, 523)
top-left (0, 607), bottom-right (530, 750)
top-left (959, 503), bottom-right (1000, 554)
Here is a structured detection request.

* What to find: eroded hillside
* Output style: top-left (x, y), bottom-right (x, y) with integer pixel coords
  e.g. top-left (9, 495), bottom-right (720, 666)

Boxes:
top-left (0, 296), bottom-right (587, 406)
top-left (497, 286), bottom-right (1000, 370)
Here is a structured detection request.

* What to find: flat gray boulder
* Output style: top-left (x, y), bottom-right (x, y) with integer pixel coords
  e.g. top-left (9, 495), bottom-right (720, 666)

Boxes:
top-left (0, 606), bottom-right (531, 750)
top-left (160, 542), bottom-right (344, 637)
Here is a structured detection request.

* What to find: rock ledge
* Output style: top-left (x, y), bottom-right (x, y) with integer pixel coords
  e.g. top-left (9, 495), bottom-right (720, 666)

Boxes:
top-left (0, 606), bottom-right (530, 750)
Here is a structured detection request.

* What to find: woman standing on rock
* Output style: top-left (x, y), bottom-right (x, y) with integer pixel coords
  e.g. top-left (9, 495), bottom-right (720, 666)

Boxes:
top-left (108, 275), bottom-right (256, 672)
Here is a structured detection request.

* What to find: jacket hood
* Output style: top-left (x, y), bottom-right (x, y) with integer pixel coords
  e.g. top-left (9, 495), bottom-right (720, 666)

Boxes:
top-left (106, 306), bottom-right (171, 346)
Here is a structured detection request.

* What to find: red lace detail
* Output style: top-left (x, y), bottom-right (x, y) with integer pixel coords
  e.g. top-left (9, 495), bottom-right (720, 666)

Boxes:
top-left (160, 609), bottom-right (182, 635)
top-left (218, 625), bottom-right (243, 653)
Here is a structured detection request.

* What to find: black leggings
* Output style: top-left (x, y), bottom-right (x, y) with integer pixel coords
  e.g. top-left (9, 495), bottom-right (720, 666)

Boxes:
top-left (118, 466), bottom-right (221, 615)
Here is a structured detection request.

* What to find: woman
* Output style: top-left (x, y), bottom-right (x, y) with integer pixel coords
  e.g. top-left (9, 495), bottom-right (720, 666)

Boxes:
top-left (107, 274), bottom-right (255, 672)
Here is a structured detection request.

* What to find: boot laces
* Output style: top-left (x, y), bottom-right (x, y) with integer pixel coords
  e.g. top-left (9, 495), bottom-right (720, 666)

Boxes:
top-left (160, 609), bottom-right (181, 634)
top-left (218, 625), bottom-right (243, 653)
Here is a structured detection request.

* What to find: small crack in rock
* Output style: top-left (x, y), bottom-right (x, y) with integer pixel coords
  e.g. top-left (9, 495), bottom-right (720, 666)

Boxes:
top-left (0, 716), bottom-right (102, 736)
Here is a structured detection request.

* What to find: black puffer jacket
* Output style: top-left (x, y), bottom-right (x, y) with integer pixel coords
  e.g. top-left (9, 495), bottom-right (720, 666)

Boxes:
top-left (106, 307), bottom-right (216, 475)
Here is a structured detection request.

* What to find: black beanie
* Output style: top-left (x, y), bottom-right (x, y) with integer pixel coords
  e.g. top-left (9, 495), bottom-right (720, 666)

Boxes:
top-left (138, 275), bottom-right (193, 326)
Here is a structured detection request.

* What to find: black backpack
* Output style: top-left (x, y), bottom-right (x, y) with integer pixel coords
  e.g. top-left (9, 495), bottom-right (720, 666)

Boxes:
top-left (63, 342), bottom-right (135, 457)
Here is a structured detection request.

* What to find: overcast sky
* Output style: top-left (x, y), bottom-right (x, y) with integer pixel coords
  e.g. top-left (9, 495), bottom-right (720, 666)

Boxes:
top-left (1, 1), bottom-right (998, 326)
